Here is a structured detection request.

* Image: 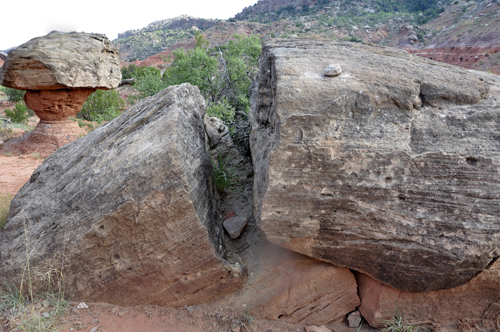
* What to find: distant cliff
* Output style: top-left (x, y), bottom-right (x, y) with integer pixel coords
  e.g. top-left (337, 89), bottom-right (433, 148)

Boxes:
top-left (235, 0), bottom-right (320, 19)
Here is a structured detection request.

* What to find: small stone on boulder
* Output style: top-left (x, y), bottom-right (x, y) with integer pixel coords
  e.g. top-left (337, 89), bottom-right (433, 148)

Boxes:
top-left (323, 63), bottom-right (342, 76)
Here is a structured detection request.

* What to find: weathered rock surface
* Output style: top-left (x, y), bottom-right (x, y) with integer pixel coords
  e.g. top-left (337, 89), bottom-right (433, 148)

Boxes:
top-left (247, 257), bottom-right (359, 325)
top-left (0, 83), bottom-right (244, 306)
top-left (204, 114), bottom-right (359, 326)
top-left (204, 116), bottom-right (254, 233)
top-left (207, 239), bottom-right (360, 327)
top-left (223, 216), bottom-right (248, 239)
top-left (356, 259), bottom-right (500, 328)
top-left (250, 39), bottom-right (500, 292)
top-left (0, 31), bottom-right (121, 90)
top-left (23, 89), bottom-right (95, 121)
top-left (0, 120), bottom-right (87, 158)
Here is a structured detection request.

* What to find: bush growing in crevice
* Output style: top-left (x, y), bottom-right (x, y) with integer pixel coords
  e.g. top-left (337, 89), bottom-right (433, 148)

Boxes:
top-left (132, 34), bottom-right (262, 156)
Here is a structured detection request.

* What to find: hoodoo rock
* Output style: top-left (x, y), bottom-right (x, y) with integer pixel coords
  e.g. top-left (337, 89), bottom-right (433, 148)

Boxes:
top-left (0, 31), bottom-right (121, 156)
top-left (0, 83), bottom-right (245, 306)
top-left (250, 39), bottom-right (500, 292)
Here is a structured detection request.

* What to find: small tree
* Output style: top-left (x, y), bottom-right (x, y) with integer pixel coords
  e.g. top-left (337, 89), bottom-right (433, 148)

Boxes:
top-left (77, 90), bottom-right (125, 124)
top-left (4, 87), bottom-right (25, 102)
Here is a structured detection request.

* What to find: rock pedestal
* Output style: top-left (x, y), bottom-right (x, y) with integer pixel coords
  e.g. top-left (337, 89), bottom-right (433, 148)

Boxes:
top-left (0, 31), bottom-right (121, 156)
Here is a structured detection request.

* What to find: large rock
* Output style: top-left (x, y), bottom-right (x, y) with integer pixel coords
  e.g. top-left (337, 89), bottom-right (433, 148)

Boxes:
top-left (0, 83), bottom-right (244, 306)
top-left (356, 260), bottom-right (500, 328)
top-left (0, 31), bottom-right (121, 90)
top-left (250, 39), bottom-right (500, 292)
top-left (247, 256), bottom-right (360, 325)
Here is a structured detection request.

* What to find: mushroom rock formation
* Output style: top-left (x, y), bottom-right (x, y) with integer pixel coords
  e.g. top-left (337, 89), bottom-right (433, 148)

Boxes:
top-left (0, 31), bottom-right (121, 156)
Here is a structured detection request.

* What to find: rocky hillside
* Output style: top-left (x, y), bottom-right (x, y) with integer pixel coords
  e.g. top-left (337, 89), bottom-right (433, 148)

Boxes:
top-left (113, 16), bottom-right (218, 61)
top-left (115, 0), bottom-right (499, 74)
top-left (407, 0), bottom-right (500, 74)
top-left (230, 0), bottom-right (500, 74)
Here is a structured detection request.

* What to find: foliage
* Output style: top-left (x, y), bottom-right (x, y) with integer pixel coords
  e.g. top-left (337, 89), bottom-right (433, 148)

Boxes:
top-left (5, 101), bottom-right (33, 124)
top-left (130, 35), bottom-right (261, 155)
top-left (211, 154), bottom-right (239, 194)
top-left (121, 63), bottom-right (162, 80)
top-left (0, 216), bottom-right (67, 331)
top-left (133, 70), bottom-right (168, 99)
top-left (113, 18), bottom-right (210, 61)
top-left (207, 98), bottom-right (235, 125)
top-left (3, 87), bottom-right (25, 102)
top-left (195, 31), bottom-right (209, 49)
top-left (77, 89), bottom-right (125, 124)
top-left (0, 191), bottom-right (13, 231)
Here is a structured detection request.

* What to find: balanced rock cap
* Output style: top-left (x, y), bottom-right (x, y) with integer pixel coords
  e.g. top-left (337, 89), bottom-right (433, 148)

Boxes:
top-left (0, 31), bottom-right (121, 90)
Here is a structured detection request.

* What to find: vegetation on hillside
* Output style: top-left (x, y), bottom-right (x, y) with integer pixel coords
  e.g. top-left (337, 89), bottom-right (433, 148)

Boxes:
top-left (237, 0), bottom-right (449, 26)
top-left (113, 16), bottom-right (218, 61)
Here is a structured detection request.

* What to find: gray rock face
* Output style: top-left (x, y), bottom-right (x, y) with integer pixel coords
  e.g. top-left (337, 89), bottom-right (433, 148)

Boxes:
top-left (0, 31), bottom-right (121, 90)
top-left (250, 39), bottom-right (500, 292)
top-left (0, 83), bottom-right (244, 306)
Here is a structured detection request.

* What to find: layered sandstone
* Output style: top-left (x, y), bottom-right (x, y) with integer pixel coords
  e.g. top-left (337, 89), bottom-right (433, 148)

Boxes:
top-left (250, 39), bottom-right (500, 292)
top-left (0, 31), bottom-right (120, 90)
top-left (0, 84), bottom-right (244, 306)
top-left (357, 259), bottom-right (500, 328)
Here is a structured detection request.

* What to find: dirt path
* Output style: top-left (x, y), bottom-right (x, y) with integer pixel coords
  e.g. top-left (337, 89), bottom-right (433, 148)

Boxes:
top-left (0, 155), bottom-right (43, 195)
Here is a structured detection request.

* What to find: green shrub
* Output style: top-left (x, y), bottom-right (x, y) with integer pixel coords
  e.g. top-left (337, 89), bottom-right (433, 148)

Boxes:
top-left (3, 87), bottom-right (25, 102)
top-left (77, 90), bottom-right (125, 124)
top-left (5, 101), bottom-right (32, 124)
top-left (207, 98), bottom-right (235, 125)
top-left (211, 154), bottom-right (239, 194)
top-left (133, 71), bottom-right (168, 99)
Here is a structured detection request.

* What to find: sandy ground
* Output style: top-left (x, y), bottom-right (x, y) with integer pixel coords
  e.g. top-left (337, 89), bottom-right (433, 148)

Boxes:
top-left (0, 155), bottom-right (43, 195)
top-left (52, 301), bottom-right (375, 332)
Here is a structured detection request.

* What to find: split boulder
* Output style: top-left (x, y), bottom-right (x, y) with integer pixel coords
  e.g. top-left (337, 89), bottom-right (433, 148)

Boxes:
top-left (250, 39), bottom-right (500, 292)
top-left (0, 83), bottom-right (245, 306)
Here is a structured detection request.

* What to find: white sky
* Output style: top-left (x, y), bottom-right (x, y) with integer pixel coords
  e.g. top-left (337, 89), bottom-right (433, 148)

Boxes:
top-left (0, 0), bottom-right (258, 51)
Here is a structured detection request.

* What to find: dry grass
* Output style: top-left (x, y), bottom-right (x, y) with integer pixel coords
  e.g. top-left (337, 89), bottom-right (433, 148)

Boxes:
top-left (0, 191), bottom-right (13, 231)
top-left (458, 317), bottom-right (500, 332)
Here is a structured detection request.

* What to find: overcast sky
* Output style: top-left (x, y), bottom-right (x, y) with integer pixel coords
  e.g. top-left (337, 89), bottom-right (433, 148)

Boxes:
top-left (0, 0), bottom-right (258, 51)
